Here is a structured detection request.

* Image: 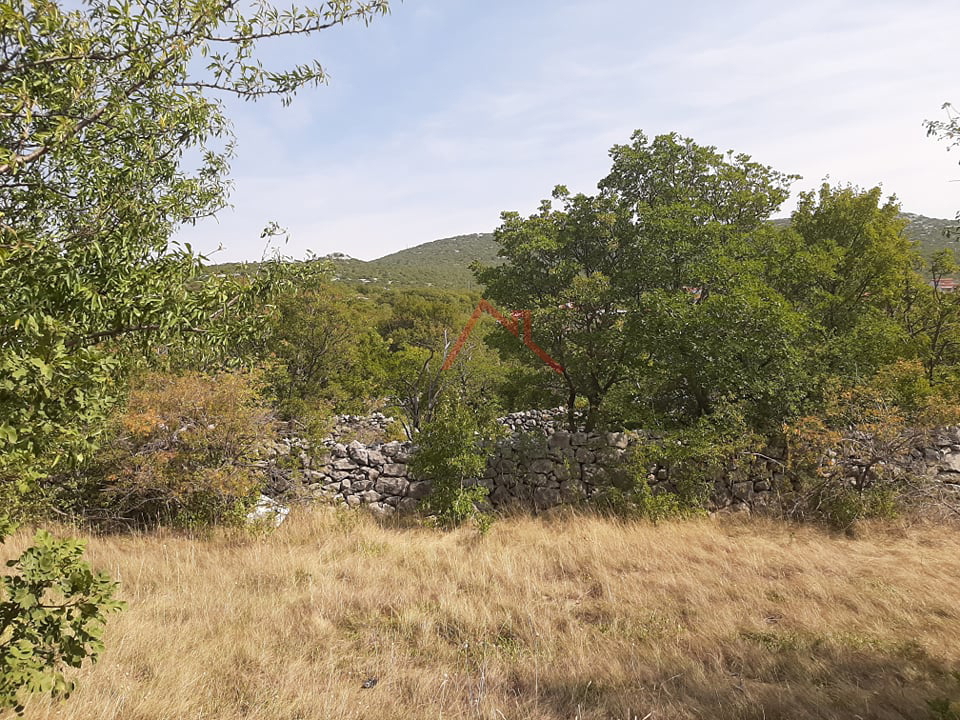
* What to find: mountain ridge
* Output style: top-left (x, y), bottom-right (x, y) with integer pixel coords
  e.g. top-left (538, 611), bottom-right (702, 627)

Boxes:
top-left (325, 213), bottom-right (957, 291)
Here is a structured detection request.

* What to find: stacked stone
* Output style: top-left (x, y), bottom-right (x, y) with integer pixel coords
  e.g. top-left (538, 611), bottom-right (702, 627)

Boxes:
top-left (497, 407), bottom-right (584, 434)
top-left (323, 412), bottom-right (396, 444)
top-left (304, 439), bottom-right (430, 519)
top-left (291, 414), bottom-right (960, 517)
top-left (480, 430), bottom-right (627, 510)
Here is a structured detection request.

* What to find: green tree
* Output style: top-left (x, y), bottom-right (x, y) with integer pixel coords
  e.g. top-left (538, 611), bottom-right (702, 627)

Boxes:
top-left (1, 0), bottom-right (388, 710)
top-left (476, 188), bottom-right (633, 430)
top-left (409, 398), bottom-right (503, 531)
top-left (478, 131), bottom-right (807, 430)
top-left (785, 184), bottom-right (915, 376)
top-left (1, 0), bottom-right (389, 498)
top-left (265, 278), bottom-right (386, 420)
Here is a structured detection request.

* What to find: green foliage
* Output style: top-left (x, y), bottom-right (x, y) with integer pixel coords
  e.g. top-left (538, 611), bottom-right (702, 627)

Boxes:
top-left (477, 132), bottom-right (806, 431)
top-left (0, 531), bottom-right (124, 714)
top-left (264, 278), bottom-right (386, 418)
top-left (410, 400), bottom-right (503, 531)
top-left (1, 0), bottom-right (387, 502)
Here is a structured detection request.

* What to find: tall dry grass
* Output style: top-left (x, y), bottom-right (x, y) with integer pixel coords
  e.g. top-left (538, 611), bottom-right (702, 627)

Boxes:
top-left (6, 510), bottom-right (960, 719)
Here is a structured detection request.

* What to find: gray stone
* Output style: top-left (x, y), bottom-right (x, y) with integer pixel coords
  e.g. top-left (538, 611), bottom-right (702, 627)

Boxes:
top-left (332, 458), bottom-right (355, 471)
top-left (732, 481), bottom-right (754, 501)
top-left (397, 497), bottom-right (419, 514)
top-left (528, 458), bottom-right (554, 474)
top-left (376, 476), bottom-right (410, 496)
top-left (382, 463), bottom-right (407, 477)
top-left (363, 467), bottom-right (381, 483)
top-left (575, 447), bottom-right (595, 463)
top-left (533, 486), bottom-right (561, 510)
top-left (346, 494), bottom-right (361, 507)
top-left (347, 441), bottom-right (369, 465)
top-left (547, 431), bottom-right (571, 450)
top-left (367, 502), bottom-right (395, 520)
top-left (360, 490), bottom-right (382, 503)
top-left (367, 450), bottom-right (386, 465)
top-left (382, 441), bottom-right (401, 458)
top-left (942, 453), bottom-right (960, 473)
top-left (605, 432), bottom-right (630, 449)
top-left (407, 481), bottom-right (431, 499)
top-left (753, 479), bottom-right (772, 492)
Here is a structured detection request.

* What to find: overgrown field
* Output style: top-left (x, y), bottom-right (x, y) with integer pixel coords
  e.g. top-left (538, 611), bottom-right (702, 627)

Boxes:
top-left (9, 512), bottom-right (960, 720)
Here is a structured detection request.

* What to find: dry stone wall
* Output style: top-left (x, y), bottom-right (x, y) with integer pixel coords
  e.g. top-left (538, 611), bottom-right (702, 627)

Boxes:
top-left (283, 411), bottom-right (960, 518)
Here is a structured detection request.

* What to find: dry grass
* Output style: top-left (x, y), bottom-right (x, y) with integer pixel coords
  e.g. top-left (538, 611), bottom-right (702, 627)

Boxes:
top-left (7, 510), bottom-right (960, 719)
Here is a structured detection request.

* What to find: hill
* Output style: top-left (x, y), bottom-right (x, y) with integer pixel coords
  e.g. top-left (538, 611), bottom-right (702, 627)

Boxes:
top-left (328, 232), bottom-right (498, 290)
top-left (327, 213), bottom-right (956, 291)
top-left (205, 213), bottom-right (957, 291)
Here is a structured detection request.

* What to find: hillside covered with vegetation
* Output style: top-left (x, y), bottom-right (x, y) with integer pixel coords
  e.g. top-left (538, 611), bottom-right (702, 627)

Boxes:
top-left (311, 213), bottom-right (957, 291)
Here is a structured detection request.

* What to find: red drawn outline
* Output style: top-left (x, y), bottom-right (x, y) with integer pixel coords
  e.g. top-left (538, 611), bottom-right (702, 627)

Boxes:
top-left (441, 300), bottom-right (564, 375)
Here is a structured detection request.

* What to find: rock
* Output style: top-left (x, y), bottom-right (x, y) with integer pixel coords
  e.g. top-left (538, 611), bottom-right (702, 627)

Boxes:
top-left (382, 463), bottom-right (407, 477)
top-left (346, 494), bottom-right (361, 507)
top-left (245, 494), bottom-right (289, 527)
top-left (605, 432), bottom-right (630, 449)
top-left (359, 490), bottom-right (382, 504)
top-left (366, 450), bottom-right (386, 466)
top-left (347, 441), bottom-right (369, 465)
top-left (942, 453), bottom-right (960, 473)
top-left (547, 431), bottom-right (571, 450)
top-left (397, 497), bottom-right (419, 514)
top-left (376, 476), bottom-right (410, 496)
top-left (732, 481), bottom-right (754, 502)
top-left (382, 441), bottom-right (401, 458)
top-left (367, 502), bottom-right (395, 520)
top-left (533, 486), bottom-right (561, 510)
top-left (528, 458), bottom-right (554, 474)
top-left (753, 479), bottom-right (772, 492)
top-left (332, 459), bottom-right (355, 472)
top-left (575, 448), bottom-right (595, 464)
top-left (351, 479), bottom-right (373, 492)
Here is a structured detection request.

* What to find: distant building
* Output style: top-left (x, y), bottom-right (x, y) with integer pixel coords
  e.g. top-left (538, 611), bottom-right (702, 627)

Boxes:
top-left (930, 278), bottom-right (958, 292)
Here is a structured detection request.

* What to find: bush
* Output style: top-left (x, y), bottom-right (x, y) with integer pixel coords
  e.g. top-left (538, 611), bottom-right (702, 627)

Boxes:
top-left (410, 399), bottom-right (504, 531)
top-left (1, 531), bottom-right (124, 714)
top-left (75, 371), bottom-right (277, 529)
top-left (783, 361), bottom-right (960, 528)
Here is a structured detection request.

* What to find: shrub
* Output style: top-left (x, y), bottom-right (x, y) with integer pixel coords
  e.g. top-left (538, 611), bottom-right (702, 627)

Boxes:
top-left (783, 361), bottom-right (960, 528)
top-left (79, 371), bottom-right (277, 529)
top-left (0, 531), bottom-right (124, 714)
top-left (410, 399), bottom-right (504, 531)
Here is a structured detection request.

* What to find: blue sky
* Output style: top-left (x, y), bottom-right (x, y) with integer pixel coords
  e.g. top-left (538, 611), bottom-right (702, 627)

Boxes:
top-left (178, 0), bottom-right (960, 262)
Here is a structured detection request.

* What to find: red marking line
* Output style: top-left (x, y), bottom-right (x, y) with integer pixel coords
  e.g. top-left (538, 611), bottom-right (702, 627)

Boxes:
top-left (441, 300), bottom-right (564, 375)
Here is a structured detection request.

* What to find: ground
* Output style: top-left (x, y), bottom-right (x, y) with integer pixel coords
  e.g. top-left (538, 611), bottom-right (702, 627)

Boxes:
top-left (9, 510), bottom-right (960, 719)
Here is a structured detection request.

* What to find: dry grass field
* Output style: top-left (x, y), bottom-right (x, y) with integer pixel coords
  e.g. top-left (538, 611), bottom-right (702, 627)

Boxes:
top-left (7, 510), bottom-right (960, 720)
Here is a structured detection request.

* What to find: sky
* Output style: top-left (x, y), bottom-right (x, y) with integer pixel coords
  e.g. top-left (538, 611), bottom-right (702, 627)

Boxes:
top-left (177, 0), bottom-right (960, 263)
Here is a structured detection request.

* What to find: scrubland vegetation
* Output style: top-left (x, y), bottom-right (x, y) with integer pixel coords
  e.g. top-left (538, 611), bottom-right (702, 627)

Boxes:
top-left (4, 0), bottom-right (960, 715)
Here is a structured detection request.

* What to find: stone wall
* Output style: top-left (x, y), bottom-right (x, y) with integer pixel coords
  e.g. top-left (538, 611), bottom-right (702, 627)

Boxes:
top-left (279, 411), bottom-right (960, 518)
